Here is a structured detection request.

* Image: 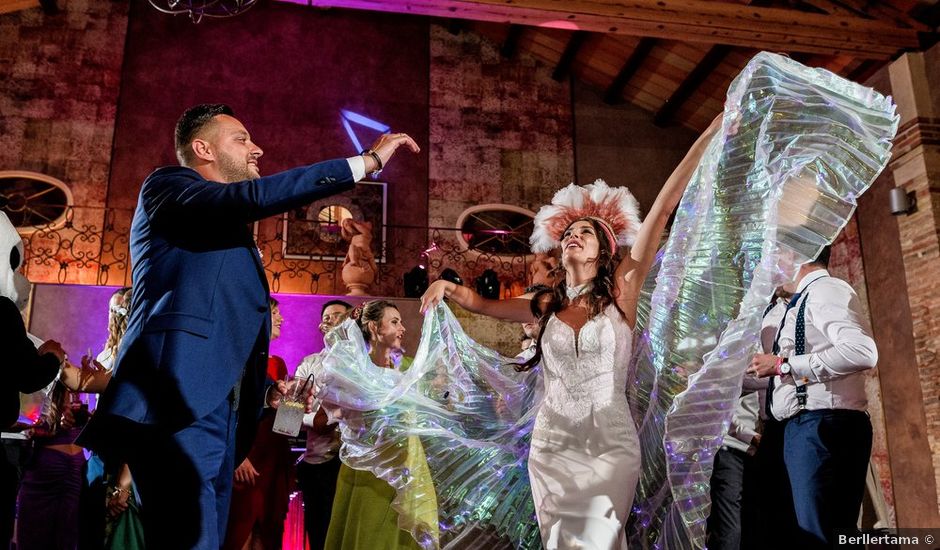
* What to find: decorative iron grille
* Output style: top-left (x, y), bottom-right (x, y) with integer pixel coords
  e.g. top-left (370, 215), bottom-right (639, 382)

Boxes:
top-left (14, 206), bottom-right (538, 298)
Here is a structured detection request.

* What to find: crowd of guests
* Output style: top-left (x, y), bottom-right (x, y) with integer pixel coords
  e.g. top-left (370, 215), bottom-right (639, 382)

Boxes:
top-left (3, 292), bottom-right (431, 550)
top-left (2, 100), bottom-right (883, 550)
top-left (3, 252), bottom-right (882, 550)
top-left (4, 287), bottom-right (143, 550)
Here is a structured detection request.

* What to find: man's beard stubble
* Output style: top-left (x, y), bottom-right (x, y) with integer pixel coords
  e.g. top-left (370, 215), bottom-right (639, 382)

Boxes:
top-left (217, 151), bottom-right (256, 183)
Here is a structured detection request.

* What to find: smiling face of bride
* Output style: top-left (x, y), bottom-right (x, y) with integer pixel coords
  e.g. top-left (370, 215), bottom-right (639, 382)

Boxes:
top-left (559, 218), bottom-right (622, 285)
top-left (561, 220), bottom-right (601, 271)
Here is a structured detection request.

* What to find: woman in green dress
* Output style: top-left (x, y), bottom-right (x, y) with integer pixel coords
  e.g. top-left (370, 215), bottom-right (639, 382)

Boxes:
top-left (324, 300), bottom-right (438, 550)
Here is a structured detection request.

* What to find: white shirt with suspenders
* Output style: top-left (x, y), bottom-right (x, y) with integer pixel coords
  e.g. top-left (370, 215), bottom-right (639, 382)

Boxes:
top-left (765, 269), bottom-right (878, 421)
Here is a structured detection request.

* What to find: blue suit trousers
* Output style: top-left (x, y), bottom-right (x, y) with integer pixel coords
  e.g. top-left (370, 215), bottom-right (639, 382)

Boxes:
top-left (128, 398), bottom-right (237, 550)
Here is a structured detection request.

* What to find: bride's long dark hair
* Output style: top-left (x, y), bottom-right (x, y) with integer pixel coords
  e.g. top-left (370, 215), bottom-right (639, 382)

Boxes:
top-left (517, 217), bottom-right (621, 372)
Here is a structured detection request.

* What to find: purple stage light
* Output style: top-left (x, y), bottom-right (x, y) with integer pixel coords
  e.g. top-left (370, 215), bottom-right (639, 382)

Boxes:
top-left (340, 109), bottom-right (391, 154)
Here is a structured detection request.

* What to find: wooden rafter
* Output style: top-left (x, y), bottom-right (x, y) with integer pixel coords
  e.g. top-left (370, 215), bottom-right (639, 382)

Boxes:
top-left (552, 31), bottom-right (590, 81)
top-left (833, 0), bottom-right (933, 31)
top-left (654, 44), bottom-right (732, 127)
top-left (0, 0), bottom-right (38, 15)
top-left (603, 37), bottom-right (656, 104)
top-left (446, 18), bottom-right (465, 34)
top-left (500, 24), bottom-right (525, 58)
top-left (847, 59), bottom-right (881, 83)
top-left (299, 0), bottom-right (929, 59)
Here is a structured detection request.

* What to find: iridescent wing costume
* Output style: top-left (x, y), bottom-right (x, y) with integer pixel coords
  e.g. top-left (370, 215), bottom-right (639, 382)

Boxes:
top-left (627, 52), bottom-right (897, 549)
top-left (314, 51), bottom-right (898, 550)
top-left (316, 311), bottom-right (544, 550)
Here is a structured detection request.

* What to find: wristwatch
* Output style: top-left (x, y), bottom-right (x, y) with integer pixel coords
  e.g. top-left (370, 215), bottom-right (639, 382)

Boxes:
top-left (779, 357), bottom-right (791, 376)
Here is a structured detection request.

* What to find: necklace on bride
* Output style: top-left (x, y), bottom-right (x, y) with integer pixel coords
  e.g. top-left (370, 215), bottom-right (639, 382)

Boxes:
top-left (565, 282), bottom-right (593, 301)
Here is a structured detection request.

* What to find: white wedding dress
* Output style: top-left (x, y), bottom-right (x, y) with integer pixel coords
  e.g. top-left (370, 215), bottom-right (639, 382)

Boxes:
top-left (528, 304), bottom-right (641, 550)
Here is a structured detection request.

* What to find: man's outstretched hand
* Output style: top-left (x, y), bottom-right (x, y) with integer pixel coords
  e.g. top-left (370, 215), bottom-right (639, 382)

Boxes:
top-left (363, 133), bottom-right (420, 173)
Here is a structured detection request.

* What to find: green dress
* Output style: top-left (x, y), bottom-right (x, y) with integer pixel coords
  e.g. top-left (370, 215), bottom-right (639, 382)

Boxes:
top-left (324, 465), bottom-right (425, 550)
top-left (324, 357), bottom-right (439, 550)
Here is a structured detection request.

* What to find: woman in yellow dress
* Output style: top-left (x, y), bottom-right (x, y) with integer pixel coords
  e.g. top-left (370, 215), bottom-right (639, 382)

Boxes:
top-left (324, 300), bottom-right (438, 550)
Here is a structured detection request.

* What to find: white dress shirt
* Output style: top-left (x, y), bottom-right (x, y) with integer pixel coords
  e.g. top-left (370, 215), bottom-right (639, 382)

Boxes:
top-left (748, 297), bottom-right (787, 419)
top-left (722, 393), bottom-right (760, 453)
top-left (346, 155), bottom-right (367, 182)
top-left (294, 352), bottom-right (340, 465)
top-left (766, 269), bottom-right (877, 421)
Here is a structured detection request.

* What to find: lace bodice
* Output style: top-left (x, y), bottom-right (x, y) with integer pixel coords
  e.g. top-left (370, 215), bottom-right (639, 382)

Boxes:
top-left (533, 304), bottom-right (634, 434)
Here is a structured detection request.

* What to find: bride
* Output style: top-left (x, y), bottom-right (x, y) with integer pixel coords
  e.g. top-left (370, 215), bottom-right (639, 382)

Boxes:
top-left (419, 118), bottom-right (720, 549)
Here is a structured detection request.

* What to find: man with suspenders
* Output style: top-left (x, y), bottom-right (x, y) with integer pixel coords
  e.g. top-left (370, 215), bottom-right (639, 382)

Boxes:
top-left (747, 246), bottom-right (878, 547)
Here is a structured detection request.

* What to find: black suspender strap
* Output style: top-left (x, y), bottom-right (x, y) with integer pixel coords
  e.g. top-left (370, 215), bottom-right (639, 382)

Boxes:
top-left (794, 292), bottom-right (811, 409)
top-left (766, 274), bottom-right (828, 418)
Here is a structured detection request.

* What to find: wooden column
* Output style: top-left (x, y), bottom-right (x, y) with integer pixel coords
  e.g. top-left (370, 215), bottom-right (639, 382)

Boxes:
top-left (858, 48), bottom-right (940, 528)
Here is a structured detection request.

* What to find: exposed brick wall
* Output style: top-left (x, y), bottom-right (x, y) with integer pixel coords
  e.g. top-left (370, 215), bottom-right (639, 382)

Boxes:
top-left (830, 216), bottom-right (896, 525)
top-left (893, 117), bottom-right (940, 158)
top-left (0, 2), bottom-right (129, 283)
top-left (891, 139), bottom-right (940, 516)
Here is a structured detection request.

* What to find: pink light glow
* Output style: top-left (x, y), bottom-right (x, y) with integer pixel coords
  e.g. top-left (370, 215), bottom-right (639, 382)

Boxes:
top-left (538, 20), bottom-right (581, 30)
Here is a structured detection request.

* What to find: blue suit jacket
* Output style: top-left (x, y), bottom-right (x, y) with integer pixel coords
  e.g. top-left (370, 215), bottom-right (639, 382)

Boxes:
top-left (80, 160), bottom-right (354, 454)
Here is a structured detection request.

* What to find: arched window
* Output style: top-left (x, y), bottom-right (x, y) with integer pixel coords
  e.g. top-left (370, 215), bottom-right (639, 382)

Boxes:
top-left (455, 204), bottom-right (535, 256)
top-left (0, 171), bottom-right (73, 233)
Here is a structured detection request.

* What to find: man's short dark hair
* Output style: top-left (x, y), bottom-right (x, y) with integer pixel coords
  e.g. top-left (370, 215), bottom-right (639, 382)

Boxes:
top-left (175, 103), bottom-right (234, 166)
top-left (813, 245), bottom-right (831, 267)
top-left (321, 299), bottom-right (353, 316)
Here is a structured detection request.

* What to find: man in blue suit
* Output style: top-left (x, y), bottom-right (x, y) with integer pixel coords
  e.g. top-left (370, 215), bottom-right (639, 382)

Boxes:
top-left (79, 103), bottom-right (418, 549)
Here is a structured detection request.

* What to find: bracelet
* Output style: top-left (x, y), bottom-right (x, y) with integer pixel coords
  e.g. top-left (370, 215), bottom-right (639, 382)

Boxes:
top-left (360, 149), bottom-right (383, 173)
top-left (774, 356), bottom-right (783, 376)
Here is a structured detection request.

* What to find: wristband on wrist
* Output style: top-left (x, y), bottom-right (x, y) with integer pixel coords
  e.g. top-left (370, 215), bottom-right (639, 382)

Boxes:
top-left (361, 149), bottom-right (383, 174)
top-left (774, 356), bottom-right (783, 376)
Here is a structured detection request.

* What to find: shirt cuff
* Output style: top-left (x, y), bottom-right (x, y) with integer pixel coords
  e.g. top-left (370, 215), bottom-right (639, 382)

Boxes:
top-left (346, 156), bottom-right (366, 183)
top-left (787, 354), bottom-right (816, 383)
top-left (734, 426), bottom-right (759, 445)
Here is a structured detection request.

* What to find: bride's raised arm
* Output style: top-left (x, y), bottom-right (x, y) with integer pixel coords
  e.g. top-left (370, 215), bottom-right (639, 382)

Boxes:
top-left (614, 114), bottom-right (724, 325)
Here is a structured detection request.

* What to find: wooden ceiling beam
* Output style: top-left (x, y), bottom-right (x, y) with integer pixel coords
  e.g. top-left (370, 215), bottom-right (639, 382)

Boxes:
top-left (654, 44), bottom-right (732, 127)
top-left (500, 24), bottom-right (525, 58)
top-left (446, 18), bottom-right (465, 34)
top-left (798, 0), bottom-right (860, 18)
top-left (301, 0), bottom-right (928, 59)
top-left (833, 0), bottom-right (933, 31)
top-left (603, 37), bottom-right (656, 104)
top-left (552, 31), bottom-right (590, 81)
top-left (846, 59), bottom-right (882, 84)
top-left (0, 0), bottom-right (38, 14)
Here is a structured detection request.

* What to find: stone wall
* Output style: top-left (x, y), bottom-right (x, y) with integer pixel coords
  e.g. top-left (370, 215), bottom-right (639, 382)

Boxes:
top-left (0, 1), bottom-right (129, 283)
top-left (427, 24), bottom-right (575, 353)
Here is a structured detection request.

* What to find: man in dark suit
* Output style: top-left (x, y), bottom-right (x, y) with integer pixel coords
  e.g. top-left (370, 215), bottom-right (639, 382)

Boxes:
top-left (79, 103), bottom-right (418, 549)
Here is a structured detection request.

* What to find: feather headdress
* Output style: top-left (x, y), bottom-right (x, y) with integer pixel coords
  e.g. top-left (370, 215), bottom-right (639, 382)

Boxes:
top-left (529, 179), bottom-right (641, 254)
